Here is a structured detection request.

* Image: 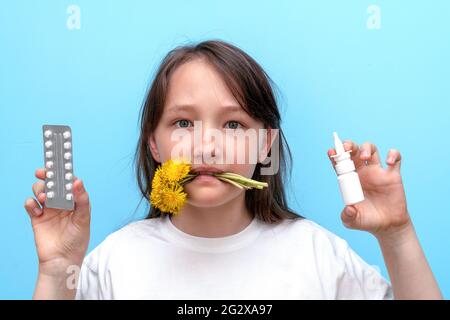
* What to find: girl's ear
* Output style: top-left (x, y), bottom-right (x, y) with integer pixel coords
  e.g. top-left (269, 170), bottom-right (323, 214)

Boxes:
top-left (147, 134), bottom-right (161, 163)
top-left (258, 126), bottom-right (278, 164)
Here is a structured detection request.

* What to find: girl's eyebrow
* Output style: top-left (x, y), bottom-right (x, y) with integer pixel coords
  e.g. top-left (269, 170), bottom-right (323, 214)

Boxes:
top-left (167, 104), bottom-right (196, 113)
top-left (167, 104), bottom-right (245, 114)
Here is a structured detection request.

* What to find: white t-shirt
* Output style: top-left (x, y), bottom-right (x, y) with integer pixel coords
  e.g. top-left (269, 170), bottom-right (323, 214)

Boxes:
top-left (75, 215), bottom-right (393, 300)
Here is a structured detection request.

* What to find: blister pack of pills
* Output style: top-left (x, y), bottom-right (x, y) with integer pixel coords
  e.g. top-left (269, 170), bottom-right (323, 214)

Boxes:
top-left (42, 125), bottom-right (74, 210)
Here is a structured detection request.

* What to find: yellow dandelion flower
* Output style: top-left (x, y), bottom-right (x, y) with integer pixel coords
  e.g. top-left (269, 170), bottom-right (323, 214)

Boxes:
top-left (151, 167), bottom-right (163, 190)
top-left (160, 184), bottom-right (187, 215)
top-left (151, 183), bottom-right (187, 215)
top-left (160, 159), bottom-right (191, 183)
top-left (150, 158), bottom-right (193, 215)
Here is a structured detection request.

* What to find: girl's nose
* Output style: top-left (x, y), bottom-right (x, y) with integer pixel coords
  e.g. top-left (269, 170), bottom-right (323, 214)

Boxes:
top-left (193, 128), bottom-right (223, 164)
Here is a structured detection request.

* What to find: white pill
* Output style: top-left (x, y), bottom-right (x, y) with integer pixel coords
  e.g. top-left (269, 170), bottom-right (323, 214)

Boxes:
top-left (44, 130), bottom-right (52, 138)
top-left (46, 171), bottom-right (54, 179)
top-left (66, 193), bottom-right (73, 201)
top-left (45, 140), bottom-right (53, 148)
top-left (47, 181), bottom-right (54, 189)
top-left (47, 191), bottom-right (55, 199)
top-left (63, 131), bottom-right (71, 139)
top-left (65, 183), bottom-right (73, 191)
top-left (45, 151), bottom-right (53, 158)
top-left (46, 161), bottom-right (54, 169)
top-left (64, 152), bottom-right (72, 160)
top-left (65, 162), bottom-right (72, 170)
top-left (63, 142), bottom-right (71, 149)
top-left (65, 173), bottom-right (73, 180)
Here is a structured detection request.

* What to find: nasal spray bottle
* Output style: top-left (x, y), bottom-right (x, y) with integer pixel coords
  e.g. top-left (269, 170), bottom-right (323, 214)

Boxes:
top-left (331, 132), bottom-right (365, 205)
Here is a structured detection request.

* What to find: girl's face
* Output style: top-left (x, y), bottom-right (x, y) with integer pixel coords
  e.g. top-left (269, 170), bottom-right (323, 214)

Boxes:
top-left (148, 58), bottom-right (267, 208)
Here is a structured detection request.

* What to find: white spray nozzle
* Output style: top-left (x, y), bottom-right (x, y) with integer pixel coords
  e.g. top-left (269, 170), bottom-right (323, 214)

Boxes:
top-left (330, 131), bottom-right (365, 205)
top-left (331, 132), bottom-right (351, 160)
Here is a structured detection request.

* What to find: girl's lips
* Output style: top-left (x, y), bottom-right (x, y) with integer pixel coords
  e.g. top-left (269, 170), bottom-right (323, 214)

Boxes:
top-left (192, 173), bottom-right (221, 183)
top-left (191, 166), bottom-right (224, 175)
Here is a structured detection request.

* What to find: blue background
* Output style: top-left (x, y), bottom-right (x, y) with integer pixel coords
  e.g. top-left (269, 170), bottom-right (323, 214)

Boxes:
top-left (1, 0), bottom-right (449, 299)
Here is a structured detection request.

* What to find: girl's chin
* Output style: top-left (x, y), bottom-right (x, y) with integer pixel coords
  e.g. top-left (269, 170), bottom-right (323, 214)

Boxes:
top-left (185, 189), bottom-right (228, 206)
top-left (184, 178), bottom-right (238, 207)
top-left (185, 195), bottom-right (228, 208)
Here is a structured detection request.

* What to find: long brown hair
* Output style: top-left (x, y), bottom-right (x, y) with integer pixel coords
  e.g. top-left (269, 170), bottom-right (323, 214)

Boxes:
top-left (135, 40), bottom-right (302, 223)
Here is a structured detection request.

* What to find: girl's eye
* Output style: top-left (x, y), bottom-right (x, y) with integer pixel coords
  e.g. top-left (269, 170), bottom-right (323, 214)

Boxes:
top-left (225, 121), bottom-right (243, 129)
top-left (174, 119), bottom-right (193, 128)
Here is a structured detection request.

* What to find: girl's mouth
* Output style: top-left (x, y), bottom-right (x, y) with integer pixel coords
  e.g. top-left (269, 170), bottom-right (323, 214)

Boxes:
top-left (192, 172), bottom-right (221, 183)
top-left (190, 165), bottom-right (225, 175)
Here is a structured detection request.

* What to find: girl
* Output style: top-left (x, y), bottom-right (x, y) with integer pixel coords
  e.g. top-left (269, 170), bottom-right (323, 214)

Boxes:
top-left (25, 40), bottom-right (442, 299)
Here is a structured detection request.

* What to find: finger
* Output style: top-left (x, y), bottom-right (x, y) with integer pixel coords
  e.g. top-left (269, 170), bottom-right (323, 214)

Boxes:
top-left (24, 197), bottom-right (43, 218)
top-left (32, 181), bottom-right (45, 197)
top-left (35, 168), bottom-right (46, 181)
top-left (328, 140), bottom-right (364, 170)
top-left (359, 142), bottom-right (382, 167)
top-left (343, 140), bottom-right (365, 169)
top-left (386, 148), bottom-right (402, 172)
top-left (327, 148), bottom-right (337, 169)
top-left (72, 179), bottom-right (91, 227)
top-left (340, 205), bottom-right (359, 229)
top-left (32, 182), bottom-right (45, 205)
top-left (37, 192), bottom-right (46, 206)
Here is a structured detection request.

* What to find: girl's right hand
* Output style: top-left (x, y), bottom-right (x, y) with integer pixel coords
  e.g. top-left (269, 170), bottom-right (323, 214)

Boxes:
top-left (24, 168), bottom-right (91, 277)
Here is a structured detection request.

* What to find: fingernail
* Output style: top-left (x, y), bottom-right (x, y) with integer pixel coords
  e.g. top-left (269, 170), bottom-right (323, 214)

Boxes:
top-left (388, 156), bottom-right (395, 164)
top-left (345, 207), bottom-right (356, 218)
top-left (33, 208), bottom-right (41, 216)
top-left (361, 150), bottom-right (369, 158)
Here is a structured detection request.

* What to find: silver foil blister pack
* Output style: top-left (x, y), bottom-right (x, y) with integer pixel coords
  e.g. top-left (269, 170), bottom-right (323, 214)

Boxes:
top-left (42, 125), bottom-right (74, 210)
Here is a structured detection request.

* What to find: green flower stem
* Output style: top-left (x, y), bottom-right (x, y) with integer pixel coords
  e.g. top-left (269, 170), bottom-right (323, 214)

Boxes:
top-left (216, 177), bottom-right (246, 190)
top-left (216, 172), bottom-right (266, 183)
top-left (181, 172), bottom-right (268, 190)
top-left (179, 175), bottom-right (197, 185)
top-left (214, 173), bottom-right (268, 189)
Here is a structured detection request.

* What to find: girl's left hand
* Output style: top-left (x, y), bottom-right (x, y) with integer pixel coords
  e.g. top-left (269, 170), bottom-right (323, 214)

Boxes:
top-left (328, 140), bottom-right (411, 238)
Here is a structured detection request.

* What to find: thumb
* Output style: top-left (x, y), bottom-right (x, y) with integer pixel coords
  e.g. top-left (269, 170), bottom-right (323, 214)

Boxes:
top-left (340, 205), bottom-right (359, 229)
top-left (72, 179), bottom-right (91, 227)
